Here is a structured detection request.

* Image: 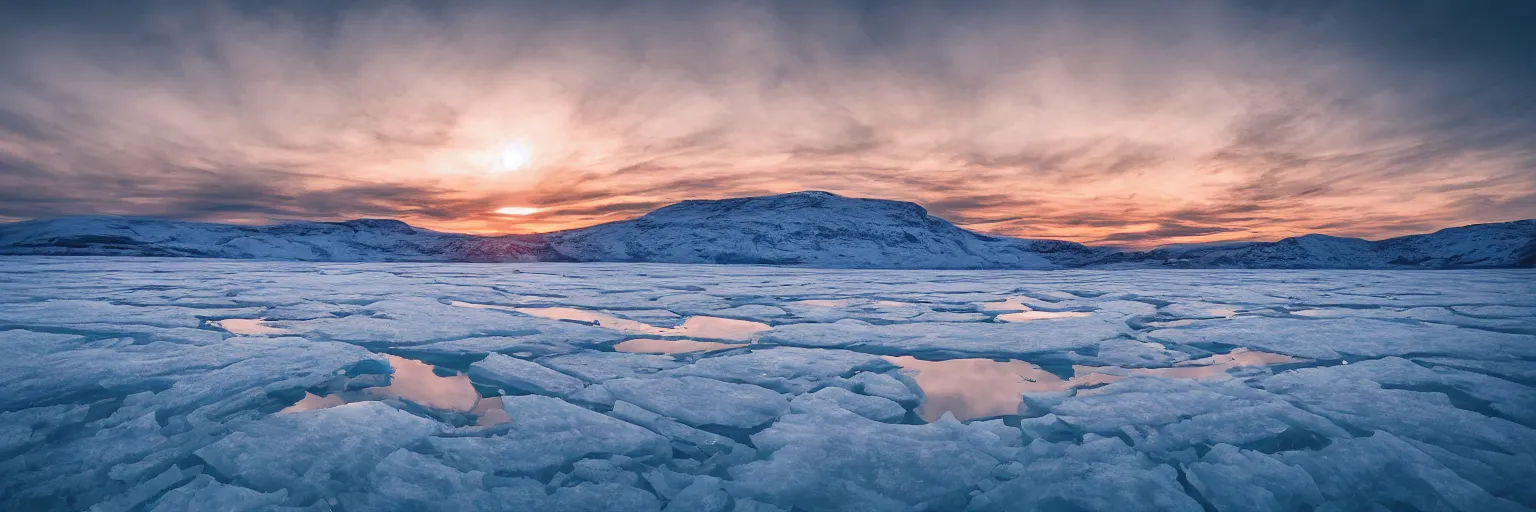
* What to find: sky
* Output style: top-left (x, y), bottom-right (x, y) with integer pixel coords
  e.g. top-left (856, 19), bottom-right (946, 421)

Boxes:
top-left (1, 0), bottom-right (1533, 248)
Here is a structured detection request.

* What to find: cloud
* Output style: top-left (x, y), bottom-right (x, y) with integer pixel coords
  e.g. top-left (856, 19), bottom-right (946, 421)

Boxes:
top-left (0, 0), bottom-right (1532, 246)
top-left (1096, 223), bottom-right (1244, 243)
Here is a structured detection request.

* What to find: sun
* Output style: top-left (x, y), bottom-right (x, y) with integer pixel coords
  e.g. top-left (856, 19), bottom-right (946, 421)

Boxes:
top-left (494, 206), bottom-right (540, 216)
top-left (492, 141), bottom-right (532, 173)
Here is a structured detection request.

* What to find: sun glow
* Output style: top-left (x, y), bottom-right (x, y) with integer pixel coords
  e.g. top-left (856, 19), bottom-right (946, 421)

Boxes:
top-left (492, 141), bottom-right (532, 173)
top-left (494, 206), bottom-right (541, 216)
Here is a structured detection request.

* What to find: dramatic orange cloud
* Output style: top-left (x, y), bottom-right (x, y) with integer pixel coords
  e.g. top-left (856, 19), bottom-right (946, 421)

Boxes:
top-left (1, 1), bottom-right (1533, 247)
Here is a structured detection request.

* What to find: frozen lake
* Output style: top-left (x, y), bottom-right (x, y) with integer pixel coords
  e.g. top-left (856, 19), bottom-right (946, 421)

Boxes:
top-left (2, 257), bottom-right (1533, 511)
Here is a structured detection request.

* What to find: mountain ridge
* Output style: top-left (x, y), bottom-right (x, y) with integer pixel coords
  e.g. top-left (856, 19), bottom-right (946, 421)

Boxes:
top-left (2, 191), bottom-right (1532, 268)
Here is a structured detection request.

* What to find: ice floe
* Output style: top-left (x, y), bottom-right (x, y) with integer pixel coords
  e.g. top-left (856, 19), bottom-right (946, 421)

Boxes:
top-left (1, 257), bottom-right (1532, 511)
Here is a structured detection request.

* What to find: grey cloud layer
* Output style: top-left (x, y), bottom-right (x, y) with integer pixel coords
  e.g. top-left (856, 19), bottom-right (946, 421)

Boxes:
top-left (0, 0), bottom-right (1533, 245)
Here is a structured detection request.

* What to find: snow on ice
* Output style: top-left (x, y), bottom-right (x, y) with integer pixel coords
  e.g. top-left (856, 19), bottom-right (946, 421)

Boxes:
top-left (0, 257), bottom-right (1533, 511)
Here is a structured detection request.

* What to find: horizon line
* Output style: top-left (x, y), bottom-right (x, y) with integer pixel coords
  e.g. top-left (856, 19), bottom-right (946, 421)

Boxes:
top-left (4, 190), bottom-right (1530, 251)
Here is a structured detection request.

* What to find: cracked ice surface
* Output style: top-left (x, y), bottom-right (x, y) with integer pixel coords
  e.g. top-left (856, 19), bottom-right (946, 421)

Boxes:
top-left (1, 257), bottom-right (1533, 511)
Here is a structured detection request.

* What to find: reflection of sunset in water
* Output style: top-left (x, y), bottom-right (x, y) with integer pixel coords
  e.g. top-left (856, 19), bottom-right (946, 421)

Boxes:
top-left (671, 316), bottom-right (772, 340)
top-left (614, 338), bottom-right (746, 354)
top-left (977, 298), bottom-right (1033, 312)
top-left (887, 348), bottom-right (1306, 421)
top-left (995, 310), bottom-right (1092, 322)
top-left (451, 301), bottom-right (770, 340)
top-left (454, 303), bottom-right (659, 332)
top-left (1079, 348), bottom-right (1302, 381)
top-left (471, 397), bottom-right (512, 426)
top-left (276, 355), bottom-right (508, 425)
top-left (884, 356), bottom-right (1112, 421)
top-left (366, 355), bottom-right (480, 411)
top-left (212, 318), bottom-right (291, 335)
top-left (278, 392), bottom-right (344, 413)
top-left (977, 297), bottom-right (1093, 322)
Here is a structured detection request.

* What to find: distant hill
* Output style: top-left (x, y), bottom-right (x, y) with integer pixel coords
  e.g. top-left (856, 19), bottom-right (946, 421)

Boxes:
top-left (2, 191), bottom-right (1532, 269)
top-left (1118, 221), bottom-right (1536, 269)
top-left (0, 216), bottom-right (554, 262)
top-left (541, 191), bottom-right (1112, 268)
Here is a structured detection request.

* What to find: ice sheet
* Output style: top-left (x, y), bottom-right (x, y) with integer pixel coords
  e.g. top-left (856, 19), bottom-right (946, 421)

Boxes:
top-left (1, 257), bottom-right (1532, 511)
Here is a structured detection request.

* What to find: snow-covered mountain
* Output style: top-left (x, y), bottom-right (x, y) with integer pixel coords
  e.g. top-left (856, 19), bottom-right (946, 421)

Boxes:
top-left (0, 216), bottom-right (553, 262)
top-left (2, 192), bottom-right (1532, 268)
top-left (1124, 220), bottom-right (1536, 269)
top-left (541, 191), bottom-right (1107, 268)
